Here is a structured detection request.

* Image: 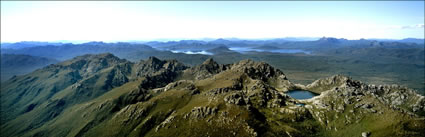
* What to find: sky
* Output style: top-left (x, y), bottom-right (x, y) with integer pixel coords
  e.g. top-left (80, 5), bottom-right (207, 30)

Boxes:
top-left (1, 1), bottom-right (424, 42)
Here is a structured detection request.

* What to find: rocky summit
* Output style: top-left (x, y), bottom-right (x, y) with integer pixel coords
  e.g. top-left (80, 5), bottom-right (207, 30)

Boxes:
top-left (1, 53), bottom-right (424, 137)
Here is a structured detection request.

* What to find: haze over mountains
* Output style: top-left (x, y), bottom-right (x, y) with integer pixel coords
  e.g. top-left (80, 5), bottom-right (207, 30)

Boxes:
top-left (1, 54), bottom-right (58, 81)
top-left (1, 37), bottom-right (424, 49)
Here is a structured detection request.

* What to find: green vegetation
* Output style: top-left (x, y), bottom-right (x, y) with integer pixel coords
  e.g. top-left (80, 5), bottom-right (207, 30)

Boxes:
top-left (1, 53), bottom-right (424, 137)
top-left (1, 54), bottom-right (58, 81)
top-left (2, 39), bottom-right (423, 94)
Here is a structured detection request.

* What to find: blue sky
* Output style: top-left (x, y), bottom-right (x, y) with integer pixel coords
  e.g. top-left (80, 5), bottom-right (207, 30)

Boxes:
top-left (1, 1), bottom-right (424, 42)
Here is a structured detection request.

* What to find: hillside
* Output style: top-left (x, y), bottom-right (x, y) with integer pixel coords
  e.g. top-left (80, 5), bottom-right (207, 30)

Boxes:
top-left (1, 54), bottom-right (59, 81)
top-left (1, 42), bottom-right (156, 61)
top-left (1, 53), bottom-right (424, 137)
top-left (2, 40), bottom-right (423, 95)
top-left (0, 41), bottom-right (65, 49)
top-left (253, 45), bottom-right (281, 50)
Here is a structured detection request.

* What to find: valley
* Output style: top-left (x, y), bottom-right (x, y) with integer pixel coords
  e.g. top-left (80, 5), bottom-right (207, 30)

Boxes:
top-left (0, 53), bottom-right (423, 137)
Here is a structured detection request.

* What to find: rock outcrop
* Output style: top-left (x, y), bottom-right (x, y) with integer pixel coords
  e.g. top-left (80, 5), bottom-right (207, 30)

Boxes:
top-left (184, 58), bottom-right (228, 80)
top-left (2, 54), bottom-right (424, 137)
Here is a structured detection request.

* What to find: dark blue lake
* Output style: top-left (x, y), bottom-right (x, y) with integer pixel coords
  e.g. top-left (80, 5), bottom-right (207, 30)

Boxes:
top-left (287, 90), bottom-right (318, 100)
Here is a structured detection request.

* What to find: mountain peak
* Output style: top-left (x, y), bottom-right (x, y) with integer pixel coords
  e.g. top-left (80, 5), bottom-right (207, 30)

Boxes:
top-left (63, 53), bottom-right (123, 65)
top-left (318, 37), bottom-right (347, 43)
top-left (83, 41), bottom-right (106, 45)
top-left (97, 52), bottom-right (116, 58)
top-left (306, 74), bottom-right (354, 93)
top-left (51, 53), bottom-right (128, 77)
top-left (134, 57), bottom-right (187, 77)
top-left (146, 56), bottom-right (163, 64)
top-left (185, 58), bottom-right (226, 80)
top-left (202, 58), bottom-right (217, 65)
top-left (73, 52), bottom-right (120, 60)
top-left (230, 59), bottom-right (289, 82)
top-left (2, 54), bottom-right (425, 137)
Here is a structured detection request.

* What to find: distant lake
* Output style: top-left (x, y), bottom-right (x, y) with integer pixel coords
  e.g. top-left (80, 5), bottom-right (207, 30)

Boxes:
top-left (229, 47), bottom-right (311, 54)
top-left (287, 90), bottom-right (318, 100)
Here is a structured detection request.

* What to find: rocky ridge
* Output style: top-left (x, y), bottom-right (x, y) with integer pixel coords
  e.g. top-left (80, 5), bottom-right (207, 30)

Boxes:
top-left (1, 53), bottom-right (424, 137)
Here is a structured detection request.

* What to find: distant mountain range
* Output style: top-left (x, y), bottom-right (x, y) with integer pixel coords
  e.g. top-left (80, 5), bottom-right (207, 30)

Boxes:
top-left (3, 38), bottom-right (423, 64)
top-left (368, 38), bottom-right (425, 44)
top-left (0, 41), bottom-right (67, 49)
top-left (2, 37), bottom-right (423, 49)
top-left (1, 42), bottom-right (156, 60)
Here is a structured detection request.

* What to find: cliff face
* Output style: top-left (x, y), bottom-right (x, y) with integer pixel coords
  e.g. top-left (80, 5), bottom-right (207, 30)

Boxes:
top-left (1, 53), bottom-right (424, 137)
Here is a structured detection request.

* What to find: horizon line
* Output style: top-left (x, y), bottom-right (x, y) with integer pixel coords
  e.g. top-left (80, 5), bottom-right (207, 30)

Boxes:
top-left (1, 37), bottom-right (424, 44)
